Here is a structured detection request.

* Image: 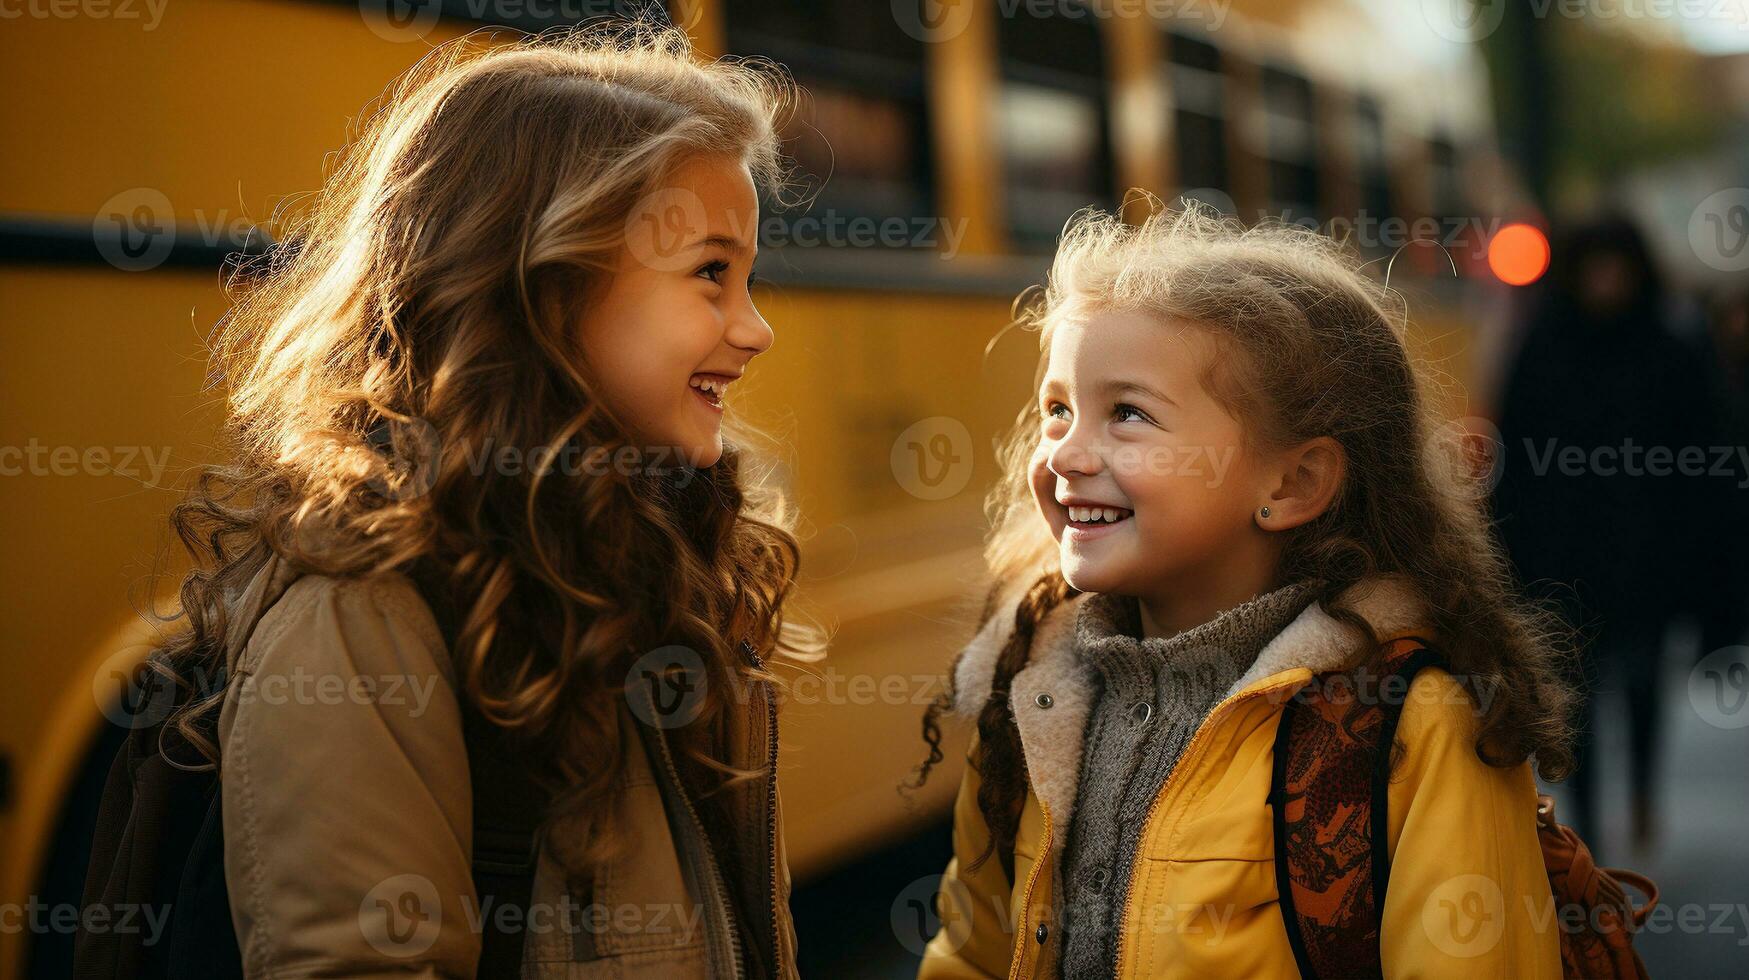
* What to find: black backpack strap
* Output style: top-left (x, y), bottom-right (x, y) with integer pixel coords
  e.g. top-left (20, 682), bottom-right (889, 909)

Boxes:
top-left (1366, 647), bottom-right (1446, 918)
top-left (462, 703), bottom-right (548, 978)
top-left (405, 560), bottom-right (550, 979)
top-left (163, 780), bottom-right (243, 978)
top-left (75, 661), bottom-right (241, 980)
top-left (1271, 640), bottom-right (1447, 980)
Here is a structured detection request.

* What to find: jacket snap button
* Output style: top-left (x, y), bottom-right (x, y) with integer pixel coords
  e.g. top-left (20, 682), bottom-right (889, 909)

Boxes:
top-left (1131, 701), bottom-right (1153, 725)
top-left (1034, 692), bottom-right (1054, 709)
top-left (1035, 923), bottom-right (1049, 944)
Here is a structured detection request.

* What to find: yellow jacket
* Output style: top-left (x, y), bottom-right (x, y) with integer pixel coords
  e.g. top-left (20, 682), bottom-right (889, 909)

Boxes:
top-left (918, 577), bottom-right (1561, 980)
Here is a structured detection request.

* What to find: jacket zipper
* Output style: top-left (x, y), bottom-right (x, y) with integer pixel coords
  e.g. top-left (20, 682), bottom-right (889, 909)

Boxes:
top-left (744, 642), bottom-right (785, 980)
top-left (1007, 806), bottom-right (1053, 980)
top-left (1107, 680), bottom-right (1298, 978)
top-left (641, 685), bottom-right (745, 980)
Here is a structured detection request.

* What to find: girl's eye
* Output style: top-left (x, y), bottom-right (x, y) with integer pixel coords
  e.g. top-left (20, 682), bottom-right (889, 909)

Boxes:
top-left (697, 260), bottom-right (758, 294)
top-left (1042, 401), bottom-right (1069, 422)
top-left (695, 259), bottom-right (731, 284)
top-left (1114, 402), bottom-right (1152, 424)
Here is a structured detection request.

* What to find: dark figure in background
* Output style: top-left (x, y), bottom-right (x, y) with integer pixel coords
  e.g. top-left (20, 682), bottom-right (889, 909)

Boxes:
top-left (1695, 288), bottom-right (1749, 657)
top-left (1492, 216), bottom-right (1722, 855)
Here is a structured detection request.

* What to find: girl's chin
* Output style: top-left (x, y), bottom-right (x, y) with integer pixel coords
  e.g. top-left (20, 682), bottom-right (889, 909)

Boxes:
top-left (1058, 553), bottom-right (1124, 595)
top-left (618, 426), bottom-right (719, 471)
top-left (674, 430), bottom-right (723, 468)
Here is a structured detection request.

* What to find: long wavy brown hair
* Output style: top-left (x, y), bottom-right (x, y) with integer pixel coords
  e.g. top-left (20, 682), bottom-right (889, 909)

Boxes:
top-left (915, 200), bottom-right (1579, 878)
top-left (148, 22), bottom-right (818, 874)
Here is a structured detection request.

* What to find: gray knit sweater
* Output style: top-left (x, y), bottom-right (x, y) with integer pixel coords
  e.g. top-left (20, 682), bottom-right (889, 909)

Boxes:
top-left (1055, 583), bottom-right (1316, 979)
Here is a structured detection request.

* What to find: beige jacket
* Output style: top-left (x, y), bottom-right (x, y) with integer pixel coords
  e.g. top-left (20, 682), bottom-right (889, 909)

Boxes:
top-left (216, 554), bottom-right (799, 979)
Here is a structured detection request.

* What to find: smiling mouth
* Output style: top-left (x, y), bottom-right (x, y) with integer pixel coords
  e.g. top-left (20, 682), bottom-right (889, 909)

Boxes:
top-left (1064, 504), bottom-right (1134, 532)
top-left (689, 373), bottom-right (734, 411)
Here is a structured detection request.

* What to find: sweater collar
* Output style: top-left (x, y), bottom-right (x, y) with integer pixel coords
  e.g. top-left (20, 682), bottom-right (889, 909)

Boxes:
top-left (1071, 583), bottom-right (1318, 695)
top-left (951, 574), bottom-right (1434, 720)
top-left (947, 574), bottom-right (1433, 837)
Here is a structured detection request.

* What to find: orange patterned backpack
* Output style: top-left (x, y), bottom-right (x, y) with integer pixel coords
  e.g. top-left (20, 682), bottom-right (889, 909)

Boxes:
top-left (1269, 638), bottom-right (1659, 978)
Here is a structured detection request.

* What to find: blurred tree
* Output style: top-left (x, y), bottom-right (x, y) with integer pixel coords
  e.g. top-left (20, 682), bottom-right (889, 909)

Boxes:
top-left (1482, 5), bottom-right (1720, 210)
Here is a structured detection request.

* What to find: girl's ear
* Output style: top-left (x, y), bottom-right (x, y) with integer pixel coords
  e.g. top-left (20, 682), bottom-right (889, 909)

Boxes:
top-left (1257, 436), bottom-right (1346, 531)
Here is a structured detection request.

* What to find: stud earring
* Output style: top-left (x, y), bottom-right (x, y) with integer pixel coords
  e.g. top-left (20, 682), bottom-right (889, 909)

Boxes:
top-left (1259, 506), bottom-right (1271, 519)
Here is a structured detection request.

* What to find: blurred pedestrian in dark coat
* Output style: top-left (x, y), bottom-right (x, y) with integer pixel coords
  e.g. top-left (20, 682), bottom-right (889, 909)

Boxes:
top-left (1493, 215), bottom-right (1722, 853)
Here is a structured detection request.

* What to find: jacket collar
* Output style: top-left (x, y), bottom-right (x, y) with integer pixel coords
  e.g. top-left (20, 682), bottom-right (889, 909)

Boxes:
top-left (949, 575), bottom-right (1433, 833)
top-left (223, 551), bottom-right (305, 677)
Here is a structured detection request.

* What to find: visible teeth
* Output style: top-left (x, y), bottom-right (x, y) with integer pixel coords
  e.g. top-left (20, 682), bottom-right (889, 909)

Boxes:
top-left (689, 376), bottom-right (730, 397)
top-left (1068, 505), bottom-right (1130, 524)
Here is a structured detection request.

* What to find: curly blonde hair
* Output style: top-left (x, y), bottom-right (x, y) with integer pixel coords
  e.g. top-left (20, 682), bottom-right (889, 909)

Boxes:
top-left (917, 199), bottom-right (1578, 876)
top-left (151, 22), bottom-right (817, 874)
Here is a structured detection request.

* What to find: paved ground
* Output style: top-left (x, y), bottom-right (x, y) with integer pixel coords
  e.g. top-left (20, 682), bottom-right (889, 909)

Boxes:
top-left (1561, 631), bottom-right (1749, 976)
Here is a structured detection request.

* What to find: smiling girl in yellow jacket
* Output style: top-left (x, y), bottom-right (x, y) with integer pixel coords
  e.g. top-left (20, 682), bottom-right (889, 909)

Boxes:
top-left (911, 201), bottom-right (1578, 979)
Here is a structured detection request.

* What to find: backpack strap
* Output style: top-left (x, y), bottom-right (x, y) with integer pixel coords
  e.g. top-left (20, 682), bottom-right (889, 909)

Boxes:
top-left (461, 703), bottom-right (549, 978)
top-left (1270, 637), bottom-right (1447, 980)
top-left (404, 560), bottom-right (551, 980)
top-left (75, 653), bottom-right (243, 980)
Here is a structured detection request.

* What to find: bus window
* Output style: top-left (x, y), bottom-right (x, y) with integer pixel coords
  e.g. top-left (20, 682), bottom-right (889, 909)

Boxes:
top-left (1354, 94), bottom-right (1393, 257)
top-left (994, 4), bottom-right (1114, 251)
top-left (1429, 132), bottom-right (1463, 220)
top-left (1261, 64), bottom-right (1320, 224)
top-left (724, 1), bottom-right (934, 232)
top-left (1426, 131), bottom-right (1479, 269)
top-left (1166, 29), bottom-right (1231, 214)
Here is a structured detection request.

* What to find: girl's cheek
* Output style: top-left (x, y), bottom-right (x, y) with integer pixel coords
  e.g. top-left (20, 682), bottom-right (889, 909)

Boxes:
top-left (1028, 443), bottom-right (1058, 522)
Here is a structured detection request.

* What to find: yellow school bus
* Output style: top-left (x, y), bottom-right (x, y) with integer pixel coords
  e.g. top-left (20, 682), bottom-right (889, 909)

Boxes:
top-left (0, 1), bottom-right (1520, 974)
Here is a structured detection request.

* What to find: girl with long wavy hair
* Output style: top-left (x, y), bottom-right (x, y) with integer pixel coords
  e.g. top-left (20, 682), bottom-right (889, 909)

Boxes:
top-left (910, 201), bottom-right (1579, 979)
top-left (140, 23), bottom-right (814, 979)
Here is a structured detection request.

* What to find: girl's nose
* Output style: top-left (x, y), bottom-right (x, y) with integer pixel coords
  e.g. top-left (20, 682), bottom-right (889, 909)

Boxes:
top-left (727, 296), bottom-right (775, 356)
top-left (1047, 434), bottom-right (1104, 478)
